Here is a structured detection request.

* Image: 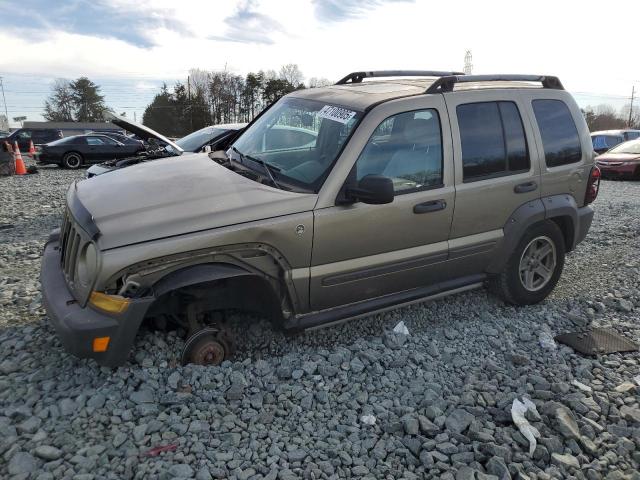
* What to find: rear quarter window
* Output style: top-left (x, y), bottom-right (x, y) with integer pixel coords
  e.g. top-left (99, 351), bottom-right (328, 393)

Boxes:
top-left (532, 99), bottom-right (582, 167)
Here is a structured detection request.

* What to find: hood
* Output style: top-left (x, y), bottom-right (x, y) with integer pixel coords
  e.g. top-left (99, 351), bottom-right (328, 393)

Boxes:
top-left (75, 153), bottom-right (317, 250)
top-left (104, 112), bottom-right (183, 154)
top-left (595, 153), bottom-right (640, 162)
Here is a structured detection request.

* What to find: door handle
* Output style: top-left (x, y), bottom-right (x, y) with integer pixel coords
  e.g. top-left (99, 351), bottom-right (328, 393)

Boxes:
top-left (514, 181), bottom-right (538, 194)
top-left (413, 199), bottom-right (447, 214)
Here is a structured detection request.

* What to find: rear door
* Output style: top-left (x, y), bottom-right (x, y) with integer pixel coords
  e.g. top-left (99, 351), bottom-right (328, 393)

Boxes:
top-left (444, 90), bottom-right (541, 276)
top-left (310, 95), bottom-right (454, 311)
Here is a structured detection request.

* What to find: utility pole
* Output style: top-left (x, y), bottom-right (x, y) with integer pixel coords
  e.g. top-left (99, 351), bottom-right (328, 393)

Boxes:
top-left (628, 85), bottom-right (635, 127)
top-left (0, 77), bottom-right (9, 125)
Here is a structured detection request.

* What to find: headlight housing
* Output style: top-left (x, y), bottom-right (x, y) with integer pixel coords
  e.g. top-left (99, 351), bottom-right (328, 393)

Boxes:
top-left (76, 242), bottom-right (98, 287)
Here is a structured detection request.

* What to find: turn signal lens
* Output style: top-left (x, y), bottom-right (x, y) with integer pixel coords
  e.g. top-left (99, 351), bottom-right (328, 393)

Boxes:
top-left (92, 336), bottom-right (110, 352)
top-left (89, 291), bottom-right (130, 314)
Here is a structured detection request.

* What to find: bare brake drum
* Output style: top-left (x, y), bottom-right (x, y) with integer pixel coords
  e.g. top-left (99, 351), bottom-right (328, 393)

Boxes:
top-left (181, 327), bottom-right (234, 366)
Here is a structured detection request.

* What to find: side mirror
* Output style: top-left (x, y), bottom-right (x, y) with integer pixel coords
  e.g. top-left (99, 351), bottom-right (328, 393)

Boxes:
top-left (203, 145), bottom-right (212, 153)
top-left (347, 174), bottom-right (394, 205)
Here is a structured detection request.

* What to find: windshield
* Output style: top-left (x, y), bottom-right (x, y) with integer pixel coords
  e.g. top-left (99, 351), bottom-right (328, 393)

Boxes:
top-left (176, 127), bottom-right (227, 152)
top-left (231, 97), bottom-right (362, 192)
top-left (609, 139), bottom-right (640, 155)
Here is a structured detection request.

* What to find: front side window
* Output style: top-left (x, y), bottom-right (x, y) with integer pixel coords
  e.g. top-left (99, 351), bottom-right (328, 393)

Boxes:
top-left (624, 131), bottom-right (640, 140)
top-left (176, 127), bottom-right (227, 152)
top-left (457, 101), bottom-right (530, 181)
top-left (532, 99), bottom-right (582, 167)
top-left (231, 98), bottom-right (362, 192)
top-left (16, 130), bottom-right (31, 140)
top-left (86, 137), bottom-right (105, 146)
top-left (355, 109), bottom-right (443, 193)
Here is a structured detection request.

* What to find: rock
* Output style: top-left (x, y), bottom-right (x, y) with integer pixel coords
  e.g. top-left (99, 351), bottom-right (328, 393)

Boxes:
top-left (551, 452), bottom-right (580, 469)
top-left (620, 405), bottom-right (640, 424)
top-left (456, 466), bottom-right (477, 480)
top-left (553, 405), bottom-right (580, 439)
top-left (34, 446), bottom-right (62, 461)
top-left (130, 389), bottom-right (154, 404)
top-left (445, 408), bottom-right (474, 434)
top-left (86, 393), bottom-right (106, 409)
top-left (8, 452), bottom-right (38, 475)
top-left (287, 449), bottom-right (307, 462)
top-left (486, 456), bottom-right (511, 479)
top-left (169, 464), bottom-right (195, 478)
top-left (167, 371), bottom-right (181, 389)
top-left (418, 415), bottom-right (439, 435)
top-left (403, 415), bottom-right (420, 435)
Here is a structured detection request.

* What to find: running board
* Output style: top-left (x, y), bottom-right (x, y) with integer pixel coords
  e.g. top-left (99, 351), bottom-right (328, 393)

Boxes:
top-left (287, 274), bottom-right (486, 332)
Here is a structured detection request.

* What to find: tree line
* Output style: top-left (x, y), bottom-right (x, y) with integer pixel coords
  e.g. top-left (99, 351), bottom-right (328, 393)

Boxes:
top-left (142, 64), bottom-right (332, 137)
top-left (581, 104), bottom-right (639, 132)
top-left (42, 71), bottom-right (639, 137)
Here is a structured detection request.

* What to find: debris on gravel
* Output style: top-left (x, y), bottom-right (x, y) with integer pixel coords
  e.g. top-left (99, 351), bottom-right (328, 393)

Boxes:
top-left (1, 169), bottom-right (640, 479)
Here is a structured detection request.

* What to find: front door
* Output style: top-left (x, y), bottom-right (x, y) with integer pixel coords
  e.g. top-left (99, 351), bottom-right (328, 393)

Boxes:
top-left (310, 96), bottom-right (454, 311)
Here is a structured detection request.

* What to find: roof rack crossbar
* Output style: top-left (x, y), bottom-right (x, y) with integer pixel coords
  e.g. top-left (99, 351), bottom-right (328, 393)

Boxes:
top-left (336, 70), bottom-right (466, 85)
top-left (425, 74), bottom-right (564, 94)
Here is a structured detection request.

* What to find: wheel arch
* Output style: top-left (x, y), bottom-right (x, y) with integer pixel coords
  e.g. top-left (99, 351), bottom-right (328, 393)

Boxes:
top-left (148, 262), bottom-right (284, 326)
top-left (487, 194), bottom-right (579, 274)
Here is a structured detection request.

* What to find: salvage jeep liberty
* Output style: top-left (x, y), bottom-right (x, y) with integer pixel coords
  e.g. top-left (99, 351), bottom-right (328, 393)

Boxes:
top-left (40, 71), bottom-right (599, 367)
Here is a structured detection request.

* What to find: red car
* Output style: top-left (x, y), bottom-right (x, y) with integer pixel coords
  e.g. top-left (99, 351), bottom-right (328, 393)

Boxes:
top-left (595, 139), bottom-right (640, 179)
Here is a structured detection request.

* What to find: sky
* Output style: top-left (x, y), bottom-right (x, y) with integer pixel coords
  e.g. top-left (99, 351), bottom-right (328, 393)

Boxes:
top-left (0, 0), bottom-right (638, 127)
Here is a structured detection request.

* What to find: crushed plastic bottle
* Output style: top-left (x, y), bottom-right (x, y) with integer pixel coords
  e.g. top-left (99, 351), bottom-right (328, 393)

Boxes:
top-left (538, 328), bottom-right (557, 350)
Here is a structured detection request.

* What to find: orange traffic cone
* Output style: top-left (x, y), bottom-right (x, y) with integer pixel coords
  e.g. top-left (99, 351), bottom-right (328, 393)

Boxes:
top-left (28, 140), bottom-right (36, 159)
top-left (14, 142), bottom-right (27, 175)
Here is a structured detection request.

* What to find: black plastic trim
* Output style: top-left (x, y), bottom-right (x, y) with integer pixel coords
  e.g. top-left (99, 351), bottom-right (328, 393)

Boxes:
top-left (426, 75), bottom-right (564, 94)
top-left (288, 274), bottom-right (486, 331)
top-left (336, 70), bottom-right (466, 85)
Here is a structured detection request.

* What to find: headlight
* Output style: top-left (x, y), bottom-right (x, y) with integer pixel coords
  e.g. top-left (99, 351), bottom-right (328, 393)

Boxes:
top-left (77, 243), bottom-right (98, 286)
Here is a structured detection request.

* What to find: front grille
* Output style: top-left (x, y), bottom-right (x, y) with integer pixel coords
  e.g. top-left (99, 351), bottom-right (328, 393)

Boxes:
top-left (59, 209), bottom-right (90, 303)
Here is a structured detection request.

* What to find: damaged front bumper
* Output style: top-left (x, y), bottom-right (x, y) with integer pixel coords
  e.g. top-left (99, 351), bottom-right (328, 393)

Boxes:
top-left (40, 229), bottom-right (154, 367)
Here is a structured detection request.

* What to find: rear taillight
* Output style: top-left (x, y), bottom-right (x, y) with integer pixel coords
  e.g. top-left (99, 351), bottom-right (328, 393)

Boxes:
top-left (584, 166), bottom-right (601, 205)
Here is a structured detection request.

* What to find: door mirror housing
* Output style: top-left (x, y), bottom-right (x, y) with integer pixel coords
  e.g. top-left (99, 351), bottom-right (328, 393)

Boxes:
top-left (347, 174), bottom-right (394, 205)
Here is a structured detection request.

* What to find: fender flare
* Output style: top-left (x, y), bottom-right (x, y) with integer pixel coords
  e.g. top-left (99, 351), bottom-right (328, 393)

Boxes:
top-left (152, 263), bottom-right (252, 298)
top-left (486, 195), bottom-right (578, 274)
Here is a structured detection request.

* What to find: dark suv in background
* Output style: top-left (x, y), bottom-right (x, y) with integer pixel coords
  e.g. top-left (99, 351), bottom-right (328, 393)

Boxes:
top-left (0, 128), bottom-right (63, 151)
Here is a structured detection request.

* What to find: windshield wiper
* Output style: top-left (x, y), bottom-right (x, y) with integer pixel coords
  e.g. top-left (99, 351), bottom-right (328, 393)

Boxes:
top-left (232, 147), bottom-right (281, 190)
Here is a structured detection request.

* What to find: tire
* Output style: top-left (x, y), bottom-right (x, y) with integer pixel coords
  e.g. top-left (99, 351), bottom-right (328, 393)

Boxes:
top-left (489, 220), bottom-right (565, 305)
top-left (62, 152), bottom-right (83, 169)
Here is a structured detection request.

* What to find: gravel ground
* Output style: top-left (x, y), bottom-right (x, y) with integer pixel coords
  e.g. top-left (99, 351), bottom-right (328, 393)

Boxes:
top-left (0, 167), bottom-right (639, 480)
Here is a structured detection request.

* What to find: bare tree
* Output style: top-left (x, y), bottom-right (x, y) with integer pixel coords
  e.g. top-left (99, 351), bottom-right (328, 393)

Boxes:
top-left (308, 77), bottom-right (333, 88)
top-left (278, 64), bottom-right (304, 87)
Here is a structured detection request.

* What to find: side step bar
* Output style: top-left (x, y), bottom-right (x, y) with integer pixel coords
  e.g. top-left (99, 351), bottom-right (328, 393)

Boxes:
top-left (287, 274), bottom-right (486, 332)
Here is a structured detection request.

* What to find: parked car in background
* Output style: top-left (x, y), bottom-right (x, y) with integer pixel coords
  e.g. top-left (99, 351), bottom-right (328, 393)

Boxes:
top-left (38, 134), bottom-right (145, 169)
top-left (596, 139), bottom-right (640, 179)
top-left (0, 128), bottom-right (63, 151)
top-left (591, 129), bottom-right (640, 154)
top-left (89, 131), bottom-right (144, 147)
top-left (86, 116), bottom-right (245, 177)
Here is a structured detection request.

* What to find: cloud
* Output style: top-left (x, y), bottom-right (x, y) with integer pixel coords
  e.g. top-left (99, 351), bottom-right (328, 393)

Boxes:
top-left (312, 0), bottom-right (413, 23)
top-left (209, 0), bottom-right (284, 45)
top-left (0, 0), bottom-right (187, 48)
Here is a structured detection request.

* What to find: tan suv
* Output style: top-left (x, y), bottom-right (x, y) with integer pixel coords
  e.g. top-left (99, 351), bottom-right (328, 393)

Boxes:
top-left (40, 71), bottom-right (600, 367)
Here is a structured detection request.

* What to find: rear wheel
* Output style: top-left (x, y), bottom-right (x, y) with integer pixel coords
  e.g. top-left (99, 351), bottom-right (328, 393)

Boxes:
top-left (489, 220), bottom-right (565, 305)
top-left (62, 152), bottom-right (83, 169)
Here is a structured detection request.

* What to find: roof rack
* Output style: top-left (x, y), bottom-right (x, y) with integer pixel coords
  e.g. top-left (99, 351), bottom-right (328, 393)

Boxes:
top-left (425, 74), bottom-right (564, 94)
top-left (335, 70), bottom-right (466, 85)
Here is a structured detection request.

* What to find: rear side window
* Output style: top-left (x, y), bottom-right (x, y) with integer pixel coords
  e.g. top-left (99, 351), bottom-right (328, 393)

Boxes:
top-left (457, 101), bottom-right (530, 181)
top-left (624, 131), bottom-right (640, 140)
top-left (532, 99), bottom-right (582, 167)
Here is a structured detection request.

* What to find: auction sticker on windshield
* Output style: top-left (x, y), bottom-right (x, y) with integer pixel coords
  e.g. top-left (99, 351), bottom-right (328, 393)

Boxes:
top-left (318, 105), bottom-right (357, 124)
